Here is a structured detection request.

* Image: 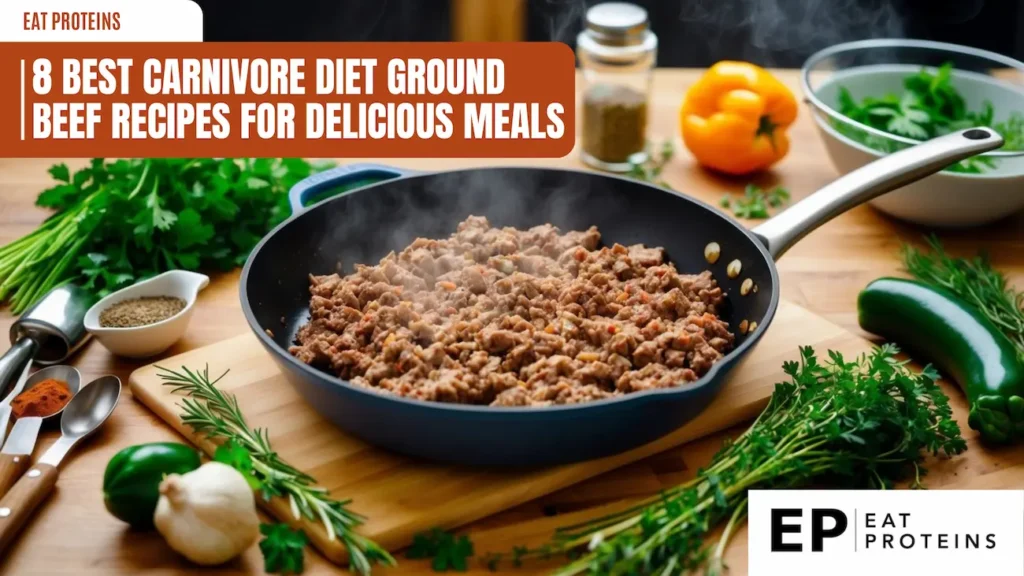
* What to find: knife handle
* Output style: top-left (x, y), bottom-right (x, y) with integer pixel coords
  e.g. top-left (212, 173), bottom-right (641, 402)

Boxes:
top-left (0, 463), bottom-right (58, 556)
top-left (0, 454), bottom-right (32, 499)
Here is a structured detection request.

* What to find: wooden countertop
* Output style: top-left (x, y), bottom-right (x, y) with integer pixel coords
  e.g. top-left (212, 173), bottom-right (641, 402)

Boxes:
top-left (1, 69), bottom-right (1022, 575)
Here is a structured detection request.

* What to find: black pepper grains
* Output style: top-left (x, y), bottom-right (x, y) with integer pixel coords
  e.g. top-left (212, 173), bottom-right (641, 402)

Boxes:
top-left (99, 296), bottom-right (186, 327)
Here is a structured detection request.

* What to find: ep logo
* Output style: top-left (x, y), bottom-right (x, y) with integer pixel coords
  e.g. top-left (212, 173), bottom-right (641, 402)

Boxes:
top-left (749, 491), bottom-right (1024, 576)
top-left (771, 508), bottom-right (848, 552)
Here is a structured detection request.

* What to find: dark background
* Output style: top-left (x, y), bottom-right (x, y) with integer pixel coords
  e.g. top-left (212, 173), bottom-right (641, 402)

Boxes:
top-left (195, 0), bottom-right (1024, 66)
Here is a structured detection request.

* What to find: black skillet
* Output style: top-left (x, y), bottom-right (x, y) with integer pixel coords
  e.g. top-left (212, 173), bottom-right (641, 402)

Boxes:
top-left (241, 128), bottom-right (1001, 468)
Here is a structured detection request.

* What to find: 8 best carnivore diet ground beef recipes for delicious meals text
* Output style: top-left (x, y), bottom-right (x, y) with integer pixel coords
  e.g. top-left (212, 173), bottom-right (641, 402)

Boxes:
top-left (290, 216), bottom-right (734, 407)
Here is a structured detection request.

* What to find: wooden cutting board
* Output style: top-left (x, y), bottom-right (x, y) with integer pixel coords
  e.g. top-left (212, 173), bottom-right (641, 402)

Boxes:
top-left (128, 299), bottom-right (867, 565)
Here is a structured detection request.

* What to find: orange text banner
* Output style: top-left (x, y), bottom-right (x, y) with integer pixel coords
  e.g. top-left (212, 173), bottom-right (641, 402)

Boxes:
top-left (0, 42), bottom-right (576, 158)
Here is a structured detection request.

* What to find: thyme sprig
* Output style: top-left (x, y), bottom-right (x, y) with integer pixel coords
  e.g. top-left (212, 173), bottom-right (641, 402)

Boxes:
top-left (156, 365), bottom-right (395, 575)
top-left (903, 235), bottom-right (1024, 358)
top-left (486, 345), bottom-right (966, 574)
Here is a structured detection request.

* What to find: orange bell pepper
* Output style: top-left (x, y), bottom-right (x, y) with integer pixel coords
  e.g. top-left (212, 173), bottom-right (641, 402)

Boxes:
top-left (680, 61), bottom-right (798, 175)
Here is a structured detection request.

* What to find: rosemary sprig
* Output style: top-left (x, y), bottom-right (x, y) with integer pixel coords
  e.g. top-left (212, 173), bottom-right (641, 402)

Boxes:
top-left (903, 235), bottom-right (1024, 357)
top-left (486, 345), bottom-right (965, 574)
top-left (156, 365), bottom-right (396, 575)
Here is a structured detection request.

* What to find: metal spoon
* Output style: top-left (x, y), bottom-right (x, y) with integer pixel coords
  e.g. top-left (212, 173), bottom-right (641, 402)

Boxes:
top-left (0, 375), bottom-right (120, 555)
top-left (0, 366), bottom-right (82, 498)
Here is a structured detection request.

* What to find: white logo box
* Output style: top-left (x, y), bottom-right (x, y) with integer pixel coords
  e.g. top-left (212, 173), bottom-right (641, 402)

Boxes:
top-left (748, 490), bottom-right (1024, 576)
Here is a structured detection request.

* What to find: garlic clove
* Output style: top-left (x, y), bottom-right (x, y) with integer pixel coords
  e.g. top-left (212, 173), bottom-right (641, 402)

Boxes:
top-left (154, 462), bottom-right (260, 566)
top-left (159, 474), bottom-right (188, 508)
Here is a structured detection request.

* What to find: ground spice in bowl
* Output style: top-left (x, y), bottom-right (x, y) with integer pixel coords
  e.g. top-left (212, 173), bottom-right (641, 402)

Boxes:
top-left (11, 378), bottom-right (71, 418)
top-left (99, 296), bottom-right (186, 328)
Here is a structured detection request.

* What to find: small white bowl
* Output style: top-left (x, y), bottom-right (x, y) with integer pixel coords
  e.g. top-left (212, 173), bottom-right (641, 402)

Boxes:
top-left (84, 270), bottom-right (210, 358)
top-left (803, 39), bottom-right (1024, 227)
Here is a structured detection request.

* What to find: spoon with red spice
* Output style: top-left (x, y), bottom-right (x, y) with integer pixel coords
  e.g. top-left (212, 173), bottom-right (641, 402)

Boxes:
top-left (0, 365), bottom-right (80, 498)
top-left (0, 375), bottom-right (120, 555)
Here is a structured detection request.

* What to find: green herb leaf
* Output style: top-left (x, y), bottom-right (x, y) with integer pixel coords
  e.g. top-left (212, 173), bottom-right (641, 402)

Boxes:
top-left (722, 184), bottom-right (790, 219)
top-left (408, 528), bottom-right (474, 572)
top-left (624, 139), bottom-right (675, 190)
top-left (36, 183), bottom-right (81, 209)
top-left (886, 115), bottom-right (929, 139)
top-left (866, 107), bottom-right (898, 118)
top-left (260, 523), bottom-right (308, 575)
top-left (47, 163), bottom-right (71, 183)
top-left (213, 439), bottom-right (262, 491)
top-left (766, 186), bottom-right (790, 207)
top-left (173, 208), bottom-right (215, 250)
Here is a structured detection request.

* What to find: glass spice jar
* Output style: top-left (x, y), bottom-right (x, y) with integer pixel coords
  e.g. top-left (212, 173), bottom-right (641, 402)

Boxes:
top-left (577, 2), bottom-right (657, 172)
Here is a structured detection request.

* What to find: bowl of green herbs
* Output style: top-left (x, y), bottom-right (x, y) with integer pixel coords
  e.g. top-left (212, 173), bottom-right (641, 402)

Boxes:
top-left (802, 39), bottom-right (1024, 227)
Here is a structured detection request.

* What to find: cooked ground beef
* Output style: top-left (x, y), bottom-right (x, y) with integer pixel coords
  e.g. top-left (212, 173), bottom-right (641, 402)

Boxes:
top-left (290, 216), bottom-right (734, 407)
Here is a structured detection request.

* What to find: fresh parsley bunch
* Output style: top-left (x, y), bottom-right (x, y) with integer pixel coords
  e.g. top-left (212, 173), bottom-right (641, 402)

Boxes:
top-left (834, 62), bottom-right (1024, 174)
top-left (489, 345), bottom-right (966, 575)
top-left (0, 158), bottom-right (330, 313)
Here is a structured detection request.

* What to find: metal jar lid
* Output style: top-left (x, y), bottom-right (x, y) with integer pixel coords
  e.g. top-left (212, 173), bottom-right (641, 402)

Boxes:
top-left (583, 2), bottom-right (650, 46)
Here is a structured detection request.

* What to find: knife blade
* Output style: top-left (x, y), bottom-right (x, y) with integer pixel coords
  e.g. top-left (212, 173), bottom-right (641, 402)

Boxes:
top-left (0, 416), bottom-right (41, 498)
top-left (1, 417), bottom-right (41, 457)
top-left (0, 359), bottom-right (32, 448)
top-left (0, 405), bottom-right (10, 456)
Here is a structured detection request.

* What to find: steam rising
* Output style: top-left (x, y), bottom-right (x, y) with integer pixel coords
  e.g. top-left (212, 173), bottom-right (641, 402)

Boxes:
top-left (536, 0), bottom-right (589, 44)
top-left (535, 0), bottom-right (987, 67)
top-left (679, 0), bottom-right (908, 63)
top-left (318, 168), bottom-right (630, 281)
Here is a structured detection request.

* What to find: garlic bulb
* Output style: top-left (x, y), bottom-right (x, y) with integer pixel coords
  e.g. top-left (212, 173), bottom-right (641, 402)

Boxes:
top-left (153, 461), bottom-right (260, 566)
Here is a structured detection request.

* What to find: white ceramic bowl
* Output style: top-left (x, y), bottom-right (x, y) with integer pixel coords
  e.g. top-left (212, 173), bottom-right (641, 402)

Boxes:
top-left (84, 270), bottom-right (209, 359)
top-left (802, 39), bottom-right (1024, 227)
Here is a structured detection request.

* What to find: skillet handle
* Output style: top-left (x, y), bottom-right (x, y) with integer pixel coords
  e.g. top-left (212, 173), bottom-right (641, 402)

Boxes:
top-left (752, 127), bottom-right (1003, 260)
top-left (288, 163), bottom-right (423, 215)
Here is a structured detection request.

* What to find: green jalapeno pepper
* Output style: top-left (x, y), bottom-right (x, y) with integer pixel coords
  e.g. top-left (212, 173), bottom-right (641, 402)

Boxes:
top-left (858, 277), bottom-right (1024, 444)
top-left (103, 442), bottom-right (202, 529)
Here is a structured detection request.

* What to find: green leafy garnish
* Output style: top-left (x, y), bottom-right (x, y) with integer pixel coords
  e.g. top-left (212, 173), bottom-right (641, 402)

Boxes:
top-left (903, 235), bottom-right (1024, 357)
top-left (213, 439), bottom-right (262, 491)
top-left (407, 528), bottom-right (474, 572)
top-left (260, 523), bottom-right (309, 575)
top-left (626, 139), bottom-right (675, 189)
top-left (834, 61), bottom-right (1024, 173)
top-left (0, 158), bottom-right (331, 313)
top-left (720, 184), bottom-right (790, 219)
top-left (487, 345), bottom-right (966, 574)
top-left (156, 365), bottom-right (395, 575)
